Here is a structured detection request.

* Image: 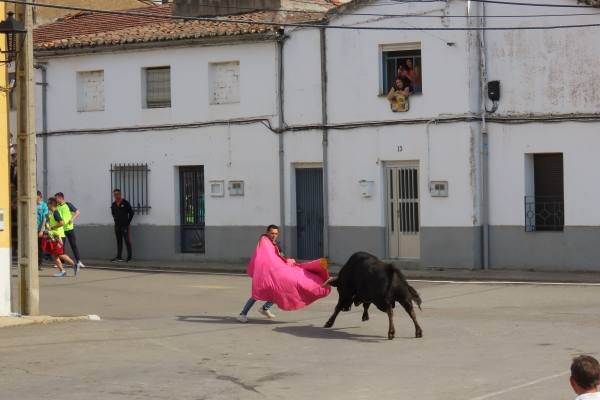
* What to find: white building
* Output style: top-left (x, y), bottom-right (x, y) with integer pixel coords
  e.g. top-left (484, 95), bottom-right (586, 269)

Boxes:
top-left (26, 0), bottom-right (600, 270)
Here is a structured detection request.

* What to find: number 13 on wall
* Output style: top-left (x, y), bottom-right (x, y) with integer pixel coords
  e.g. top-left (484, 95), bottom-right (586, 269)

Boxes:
top-left (397, 145), bottom-right (403, 152)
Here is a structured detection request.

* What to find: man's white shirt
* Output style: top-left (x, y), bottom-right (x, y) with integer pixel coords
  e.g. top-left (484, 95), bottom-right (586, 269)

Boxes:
top-left (576, 392), bottom-right (600, 400)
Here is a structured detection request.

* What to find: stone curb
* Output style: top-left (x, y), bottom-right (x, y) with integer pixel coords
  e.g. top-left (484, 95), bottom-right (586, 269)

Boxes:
top-left (0, 315), bottom-right (101, 329)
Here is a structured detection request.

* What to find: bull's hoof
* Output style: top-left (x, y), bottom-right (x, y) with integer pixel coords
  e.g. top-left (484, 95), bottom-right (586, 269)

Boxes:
top-left (388, 332), bottom-right (395, 340)
top-left (415, 330), bottom-right (423, 338)
top-left (361, 315), bottom-right (369, 322)
top-left (324, 321), bottom-right (334, 328)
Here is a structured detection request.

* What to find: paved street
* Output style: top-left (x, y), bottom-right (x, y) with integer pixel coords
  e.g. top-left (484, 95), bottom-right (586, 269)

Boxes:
top-left (2, 267), bottom-right (599, 400)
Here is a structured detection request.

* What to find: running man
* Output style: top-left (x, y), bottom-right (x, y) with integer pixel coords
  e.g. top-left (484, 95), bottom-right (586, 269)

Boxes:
top-left (55, 192), bottom-right (85, 271)
top-left (45, 197), bottom-right (76, 277)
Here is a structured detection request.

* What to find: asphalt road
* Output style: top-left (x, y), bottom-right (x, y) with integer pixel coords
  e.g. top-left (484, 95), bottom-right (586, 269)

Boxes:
top-left (2, 268), bottom-right (598, 400)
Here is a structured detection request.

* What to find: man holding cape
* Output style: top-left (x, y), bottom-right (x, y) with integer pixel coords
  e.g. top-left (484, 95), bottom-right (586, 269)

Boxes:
top-left (237, 225), bottom-right (331, 323)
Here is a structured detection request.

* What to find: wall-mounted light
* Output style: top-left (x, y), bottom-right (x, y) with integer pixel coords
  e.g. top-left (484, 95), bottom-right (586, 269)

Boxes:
top-left (0, 12), bottom-right (27, 63)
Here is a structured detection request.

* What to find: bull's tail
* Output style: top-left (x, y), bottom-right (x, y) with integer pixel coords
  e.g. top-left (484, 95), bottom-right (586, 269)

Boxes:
top-left (408, 285), bottom-right (422, 311)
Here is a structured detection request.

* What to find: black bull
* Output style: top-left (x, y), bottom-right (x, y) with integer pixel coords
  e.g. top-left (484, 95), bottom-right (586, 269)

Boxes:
top-left (324, 252), bottom-right (423, 340)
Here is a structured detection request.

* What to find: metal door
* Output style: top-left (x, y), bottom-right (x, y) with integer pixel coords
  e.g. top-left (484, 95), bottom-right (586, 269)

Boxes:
top-left (386, 165), bottom-right (420, 259)
top-left (179, 166), bottom-right (205, 253)
top-left (296, 168), bottom-right (324, 259)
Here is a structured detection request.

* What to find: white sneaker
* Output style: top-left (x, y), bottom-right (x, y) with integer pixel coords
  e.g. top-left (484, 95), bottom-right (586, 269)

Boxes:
top-left (236, 314), bottom-right (248, 323)
top-left (258, 308), bottom-right (276, 319)
top-left (77, 261), bottom-right (85, 268)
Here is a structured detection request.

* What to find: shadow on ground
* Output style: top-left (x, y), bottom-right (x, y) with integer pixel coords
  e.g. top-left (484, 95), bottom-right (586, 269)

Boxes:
top-left (176, 315), bottom-right (290, 325)
top-left (273, 324), bottom-right (392, 343)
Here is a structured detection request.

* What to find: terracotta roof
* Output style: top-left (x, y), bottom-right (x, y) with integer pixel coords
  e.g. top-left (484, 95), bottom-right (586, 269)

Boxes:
top-left (33, 3), bottom-right (331, 52)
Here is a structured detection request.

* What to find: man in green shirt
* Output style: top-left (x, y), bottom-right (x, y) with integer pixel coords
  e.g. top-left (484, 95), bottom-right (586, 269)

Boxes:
top-left (55, 192), bottom-right (85, 273)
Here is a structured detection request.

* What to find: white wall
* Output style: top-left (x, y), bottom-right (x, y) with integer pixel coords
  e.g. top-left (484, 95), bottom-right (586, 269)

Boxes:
top-left (38, 123), bottom-right (280, 227)
top-left (42, 41), bottom-right (278, 132)
top-left (485, 1), bottom-right (600, 114)
top-left (284, 1), bottom-right (473, 126)
top-left (489, 123), bottom-right (600, 226)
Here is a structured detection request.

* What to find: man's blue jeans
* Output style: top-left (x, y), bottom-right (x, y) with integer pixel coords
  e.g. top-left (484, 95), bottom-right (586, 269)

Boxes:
top-left (240, 297), bottom-right (273, 316)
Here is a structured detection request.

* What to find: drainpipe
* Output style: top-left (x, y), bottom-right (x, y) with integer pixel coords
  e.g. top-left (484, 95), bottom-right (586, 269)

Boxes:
top-left (276, 30), bottom-right (287, 250)
top-left (34, 63), bottom-right (48, 197)
top-left (319, 27), bottom-right (329, 258)
top-left (478, 3), bottom-right (490, 270)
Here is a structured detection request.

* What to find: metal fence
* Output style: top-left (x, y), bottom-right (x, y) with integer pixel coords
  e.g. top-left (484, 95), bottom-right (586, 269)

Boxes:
top-left (524, 196), bottom-right (564, 232)
top-left (110, 163), bottom-right (151, 215)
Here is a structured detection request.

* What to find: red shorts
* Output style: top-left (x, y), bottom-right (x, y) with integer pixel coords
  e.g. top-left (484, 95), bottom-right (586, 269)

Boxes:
top-left (42, 236), bottom-right (64, 257)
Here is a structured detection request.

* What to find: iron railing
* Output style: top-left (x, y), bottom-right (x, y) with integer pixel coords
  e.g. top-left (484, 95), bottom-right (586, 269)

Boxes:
top-left (110, 163), bottom-right (151, 215)
top-left (179, 166), bottom-right (205, 253)
top-left (524, 196), bottom-right (564, 232)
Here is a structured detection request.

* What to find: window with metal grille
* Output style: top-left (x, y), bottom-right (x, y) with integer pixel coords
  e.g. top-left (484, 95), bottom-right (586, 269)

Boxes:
top-left (110, 163), bottom-right (151, 215)
top-left (144, 66), bottom-right (171, 108)
top-left (381, 44), bottom-right (422, 95)
top-left (524, 153), bottom-right (564, 232)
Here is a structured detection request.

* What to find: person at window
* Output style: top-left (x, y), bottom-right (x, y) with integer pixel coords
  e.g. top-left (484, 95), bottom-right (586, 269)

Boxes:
top-left (397, 64), bottom-right (414, 94)
top-left (111, 189), bottom-right (134, 262)
top-left (237, 224), bottom-right (331, 323)
top-left (387, 78), bottom-right (410, 112)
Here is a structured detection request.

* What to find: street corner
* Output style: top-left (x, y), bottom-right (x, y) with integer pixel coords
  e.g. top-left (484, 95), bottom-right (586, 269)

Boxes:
top-left (0, 314), bottom-right (101, 329)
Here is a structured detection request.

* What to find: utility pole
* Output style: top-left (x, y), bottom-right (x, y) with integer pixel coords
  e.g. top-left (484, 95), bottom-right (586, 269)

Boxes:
top-left (15, 1), bottom-right (38, 315)
top-left (0, 2), bottom-right (11, 316)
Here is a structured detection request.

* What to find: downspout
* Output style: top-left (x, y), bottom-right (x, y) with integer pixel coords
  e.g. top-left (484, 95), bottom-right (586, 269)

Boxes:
top-left (319, 27), bottom-right (329, 258)
top-left (276, 30), bottom-right (286, 249)
top-left (34, 63), bottom-right (48, 197)
top-left (478, 3), bottom-right (490, 270)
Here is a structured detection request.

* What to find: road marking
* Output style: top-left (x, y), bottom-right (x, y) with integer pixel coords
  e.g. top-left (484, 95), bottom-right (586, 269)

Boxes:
top-left (408, 279), bottom-right (600, 287)
top-left (467, 371), bottom-right (569, 400)
top-left (189, 285), bottom-right (236, 289)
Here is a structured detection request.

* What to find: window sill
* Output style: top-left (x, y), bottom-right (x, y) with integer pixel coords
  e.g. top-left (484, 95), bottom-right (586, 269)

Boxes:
top-left (378, 92), bottom-right (422, 98)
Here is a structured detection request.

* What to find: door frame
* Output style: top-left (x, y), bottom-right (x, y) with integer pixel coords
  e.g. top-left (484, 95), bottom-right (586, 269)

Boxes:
top-left (383, 160), bottom-right (421, 260)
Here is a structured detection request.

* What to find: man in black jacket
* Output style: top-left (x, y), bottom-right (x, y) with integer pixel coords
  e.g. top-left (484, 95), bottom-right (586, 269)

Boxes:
top-left (110, 189), bottom-right (134, 262)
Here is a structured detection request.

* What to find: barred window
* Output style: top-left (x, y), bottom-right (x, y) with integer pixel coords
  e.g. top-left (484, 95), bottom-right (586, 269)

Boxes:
top-left (110, 163), bottom-right (151, 215)
top-left (144, 66), bottom-right (171, 108)
top-left (524, 153), bottom-right (564, 232)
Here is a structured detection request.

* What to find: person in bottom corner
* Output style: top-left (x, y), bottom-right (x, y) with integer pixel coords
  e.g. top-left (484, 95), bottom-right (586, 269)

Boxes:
top-left (570, 355), bottom-right (600, 400)
top-left (111, 189), bottom-right (134, 262)
top-left (45, 197), bottom-right (76, 277)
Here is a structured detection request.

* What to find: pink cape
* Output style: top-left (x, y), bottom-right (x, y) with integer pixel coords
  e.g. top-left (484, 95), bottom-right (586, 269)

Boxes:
top-left (247, 236), bottom-right (331, 311)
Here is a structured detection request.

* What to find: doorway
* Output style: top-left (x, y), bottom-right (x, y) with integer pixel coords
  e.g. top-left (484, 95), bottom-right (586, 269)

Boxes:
top-left (295, 168), bottom-right (324, 259)
top-left (386, 163), bottom-right (420, 259)
top-left (179, 166), bottom-right (205, 253)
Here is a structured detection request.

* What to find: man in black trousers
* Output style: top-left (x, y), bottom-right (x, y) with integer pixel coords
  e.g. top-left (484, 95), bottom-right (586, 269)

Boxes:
top-left (110, 189), bottom-right (134, 262)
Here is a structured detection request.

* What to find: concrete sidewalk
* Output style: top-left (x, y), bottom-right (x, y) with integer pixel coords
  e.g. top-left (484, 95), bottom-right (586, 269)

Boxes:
top-left (0, 315), bottom-right (99, 329)
top-left (82, 258), bottom-right (600, 284)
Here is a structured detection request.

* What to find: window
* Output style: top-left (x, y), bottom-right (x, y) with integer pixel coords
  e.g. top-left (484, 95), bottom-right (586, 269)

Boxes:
top-left (144, 66), bottom-right (171, 108)
top-left (110, 163), bottom-right (151, 215)
top-left (381, 44), bottom-right (422, 95)
top-left (209, 61), bottom-right (240, 105)
top-left (524, 153), bottom-right (564, 232)
top-left (77, 70), bottom-right (105, 112)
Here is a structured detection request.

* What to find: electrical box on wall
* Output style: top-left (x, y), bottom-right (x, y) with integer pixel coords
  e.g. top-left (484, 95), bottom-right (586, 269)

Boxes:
top-left (209, 180), bottom-right (224, 197)
top-left (359, 180), bottom-right (374, 198)
top-left (429, 181), bottom-right (448, 197)
top-left (229, 180), bottom-right (244, 196)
